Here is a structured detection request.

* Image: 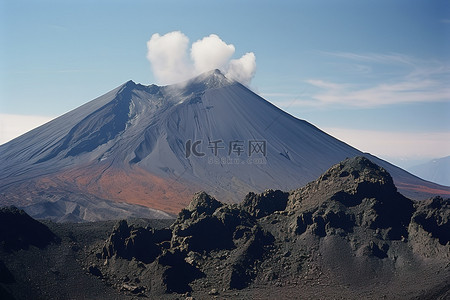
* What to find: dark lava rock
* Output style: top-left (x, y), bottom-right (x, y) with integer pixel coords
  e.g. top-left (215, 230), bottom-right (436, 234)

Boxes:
top-left (213, 205), bottom-right (255, 232)
top-left (120, 283), bottom-right (146, 295)
top-left (288, 156), bottom-right (415, 240)
top-left (171, 192), bottom-right (253, 253)
top-left (90, 156), bottom-right (449, 298)
top-left (241, 190), bottom-right (289, 218)
top-left (208, 288), bottom-right (219, 295)
top-left (0, 206), bottom-right (57, 252)
top-left (0, 286), bottom-right (15, 300)
top-left (224, 225), bottom-right (274, 289)
top-left (157, 249), bottom-right (205, 294)
top-left (363, 241), bottom-right (389, 259)
top-left (0, 260), bottom-right (14, 284)
top-left (289, 156), bottom-right (403, 211)
top-left (410, 196), bottom-right (450, 245)
top-left (172, 215), bottom-right (234, 252)
top-left (102, 220), bottom-right (130, 258)
top-left (291, 212), bottom-right (312, 235)
top-left (102, 220), bottom-right (169, 264)
top-left (88, 264), bottom-right (103, 278)
top-left (186, 191), bottom-right (223, 217)
top-left (152, 228), bottom-right (172, 244)
top-left (323, 209), bottom-right (355, 232)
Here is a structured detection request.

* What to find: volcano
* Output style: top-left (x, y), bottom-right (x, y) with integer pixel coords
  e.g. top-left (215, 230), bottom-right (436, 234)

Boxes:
top-left (1, 70), bottom-right (449, 221)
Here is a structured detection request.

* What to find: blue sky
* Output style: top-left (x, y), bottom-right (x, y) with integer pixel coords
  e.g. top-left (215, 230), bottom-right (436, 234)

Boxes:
top-left (0, 0), bottom-right (449, 168)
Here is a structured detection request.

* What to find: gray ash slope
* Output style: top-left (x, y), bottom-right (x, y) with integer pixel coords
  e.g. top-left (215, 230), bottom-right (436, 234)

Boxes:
top-left (409, 156), bottom-right (450, 187)
top-left (1, 70), bottom-right (449, 222)
top-left (2, 157), bottom-right (447, 299)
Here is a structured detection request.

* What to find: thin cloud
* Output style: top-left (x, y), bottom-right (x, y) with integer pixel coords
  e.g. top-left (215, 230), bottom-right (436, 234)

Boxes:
top-left (305, 79), bottom-right (346, 90)
top-left (146, 31), bottom-right (256, 86)
top-left (322, 51), bottom-right (416, 66)
top-left (305, 78), bottom-right (449, 107)
top-left (323, 127), bottom-right (450, 161)
top-left (302, 52), bottom-right (450, 107)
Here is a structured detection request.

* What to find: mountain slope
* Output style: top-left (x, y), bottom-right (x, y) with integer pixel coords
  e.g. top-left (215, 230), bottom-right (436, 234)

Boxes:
top-left (408, 156), bottom-right (450, 187)
top-left (1, 70), bottom-right (449, 220)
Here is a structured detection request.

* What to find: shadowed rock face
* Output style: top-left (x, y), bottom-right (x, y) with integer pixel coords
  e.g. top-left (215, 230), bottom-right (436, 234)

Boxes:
top-left (102, 220), bottom-right (171, 264)
top-left (411, 196), bottom-right (449, 245)
top-left (287, 156), bottom-right (415, 240)
top-left (241, 189), bottom-right (289, 218)
top-left (185, 192), bottom-right (223, 217)
top-left (92, 156), bottom-right (449, 298)
top-left (0, 260), bottom-right (15, 284)
top-left (408, 196), bottom-right (450, 260)
top-left (99, 190), bottom-right (274, 293)
top-left (0, 206), bottom-right (57, 252)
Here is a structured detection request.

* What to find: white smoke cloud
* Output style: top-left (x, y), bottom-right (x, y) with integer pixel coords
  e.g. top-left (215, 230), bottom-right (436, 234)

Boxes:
top-left (146, 31), bottom-right (256, 86)
top-left (191, 34), bottom-right (235, 74)
top-left (225, 52), bottom-right (256, 86)
top-left (146, 31), bottom-right (192, 84)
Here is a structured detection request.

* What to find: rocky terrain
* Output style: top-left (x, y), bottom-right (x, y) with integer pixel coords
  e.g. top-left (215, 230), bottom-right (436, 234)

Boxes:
top-left (1, 157), bottom-right (449, 299)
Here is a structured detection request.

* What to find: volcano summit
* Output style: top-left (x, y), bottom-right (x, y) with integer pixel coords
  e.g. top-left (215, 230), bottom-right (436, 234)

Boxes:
top-left (0, 70), bottom-right (448, 221)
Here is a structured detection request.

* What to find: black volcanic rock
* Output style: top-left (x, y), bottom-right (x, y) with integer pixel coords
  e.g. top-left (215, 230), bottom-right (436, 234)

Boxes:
top-left (408, 196), bottom-right (450, 259)
top-left (213, 205), bottom-right (255, 233)
top-left (102, 220), bottom-right (170, 264)
top-left (185, 192), bottom-right (223, 217)
top-left (157, 249), bottom-right (205, 294)
top-left (411, 196), bottom-right (449, 245)
top-left (170, 194), bottom-right (274, 290)
top-left (241, 189), bottom-right (289, 218)
top-left (363, 241), bottom-right (389, 259)
top-left (225, 225), bottom-right (274, 289)
top-left (102, 220), bottom-right (130, 258)
top-left (172, 215), bottom-right (234, 252)
top-left (80, 156), bottom-right (449, 299)
top-left (87, 264), bottom-right (103, 278)
top-left (170, 192), bottom-right (234, 252)
top-left (287, 156), bottom-right (415, 240)
top-left (288, 156), bottom-right (400, 210)
top-left (0, 206), bottom-right (57, 252)
top-left (0, 260), bottom-right (14, 284)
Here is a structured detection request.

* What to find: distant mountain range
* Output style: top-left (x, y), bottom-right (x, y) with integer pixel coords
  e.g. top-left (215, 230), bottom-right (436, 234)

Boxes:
top-left (1, 70), bottom-right (449, 221)
top-left (408, 156), bottom-right (450, 187)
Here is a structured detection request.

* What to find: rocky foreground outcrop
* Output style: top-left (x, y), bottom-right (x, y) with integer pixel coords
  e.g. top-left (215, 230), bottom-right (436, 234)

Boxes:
top-left (90, 156), bottom-right (449, 298)
top-left (0, 206), bottom-right (57, 252)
